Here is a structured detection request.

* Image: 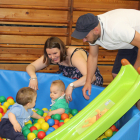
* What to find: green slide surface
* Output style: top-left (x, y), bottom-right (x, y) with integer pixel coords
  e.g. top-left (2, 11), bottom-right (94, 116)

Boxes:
top-left (43, 63), bottom-right (140, 140)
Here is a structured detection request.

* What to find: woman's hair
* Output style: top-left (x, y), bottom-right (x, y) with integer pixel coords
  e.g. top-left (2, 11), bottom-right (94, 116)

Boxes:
top-left (16, 87), bottom-right (37, 106)
top-left (43, 37), bottom-right (67, 65)
top-left (51, 80), bottom-right (65, 92)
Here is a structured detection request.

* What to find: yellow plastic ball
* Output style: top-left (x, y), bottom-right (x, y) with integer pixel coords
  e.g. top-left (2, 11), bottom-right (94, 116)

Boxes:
top-left (37, 118), bottom-right (45, 124)
top-left (41, 122), bottom-right (49, 132)
top-left (42, 108), bottom-right (48, 111)
top-left (100, 135), bottom-right (107, 140)
top-left (7, 98), bottom-right (15, 105)
top-left (64, 118), bottom-right (70, 123)
top-left (104, 129), bottom-right (113, 137)
top-left (49, 109), bottom-right (51, 111)
top-left (0, 113), bottom-right (2, 119)
top-left (1, 106), bottom-right (7, 113)
top-left (34, 123), bottom-right (41, 130)
top-left (69, 114), bottom-right (73, 119)
top-left (3, 102), bottom-right (10, 109)
top-left (25, 120), bottom-right (32, 125)
top-left (43, 112), bottom-right (48, 117)
top-left (27, 132), bottom-right (36, 140)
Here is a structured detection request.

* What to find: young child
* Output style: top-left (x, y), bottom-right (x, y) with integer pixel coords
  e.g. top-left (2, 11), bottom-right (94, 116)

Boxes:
top-left (48, 80), bottom-right (69, 116)
top-left (0, 87), bottom-right (43, 140)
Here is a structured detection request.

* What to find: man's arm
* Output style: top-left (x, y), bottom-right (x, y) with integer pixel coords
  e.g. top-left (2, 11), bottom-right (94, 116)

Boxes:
top-left (82, 44), bottom-right (99, 99)
top-left (130, 31), bottom-right (140, 70)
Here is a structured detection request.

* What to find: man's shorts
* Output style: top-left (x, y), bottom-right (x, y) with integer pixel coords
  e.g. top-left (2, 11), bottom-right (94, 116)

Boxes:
top-left (112, 46), bottom-right (138, 74)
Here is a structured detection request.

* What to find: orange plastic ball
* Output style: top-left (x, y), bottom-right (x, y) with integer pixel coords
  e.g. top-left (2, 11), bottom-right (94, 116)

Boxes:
top-left (45, 116), bottom-right (51, 122)
top-left (52, 124), bottom-right (59, 129)
top-left (61, 113), bottom-right (69, 120)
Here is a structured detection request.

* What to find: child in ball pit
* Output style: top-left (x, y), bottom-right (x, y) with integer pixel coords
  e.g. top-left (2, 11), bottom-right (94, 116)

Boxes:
top-left (0, 87), bottom-right (43, 140)
top-left (47, 80), bottom-right (69, 116)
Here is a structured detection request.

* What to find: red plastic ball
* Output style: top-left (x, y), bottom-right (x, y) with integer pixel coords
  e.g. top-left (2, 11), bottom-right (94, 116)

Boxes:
top-left (37, 131), bottom-right (46, 139)
top-left (58, 122), bottom-right (64, 127)
top-left (110, 125), bottom-right (116, 132)
top-left (54, 119), bottom-right (59, 125)
top-left (0, 107), bottom-right (3, 113)
top-left (61, 113), bottom-right (69, 120)
top-left (30, 126), bottom-right (37, 132)
top-left (7, 96), bottom-right (14, 100)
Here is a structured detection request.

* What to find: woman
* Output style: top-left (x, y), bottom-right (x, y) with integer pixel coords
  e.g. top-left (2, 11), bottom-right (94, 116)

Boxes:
top-left (26, 37), bottom-right (103, 102)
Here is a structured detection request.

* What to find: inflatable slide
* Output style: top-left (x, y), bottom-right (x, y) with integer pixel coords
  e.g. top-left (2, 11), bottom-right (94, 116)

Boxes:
top-left (43, 59), bottom-right (140, 140)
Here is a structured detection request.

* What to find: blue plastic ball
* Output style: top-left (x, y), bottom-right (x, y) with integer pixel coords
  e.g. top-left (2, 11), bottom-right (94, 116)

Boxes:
top-left (46, 130), bottom-right (52, 135)
top-left (47, 118), bottom-right (55, 127)
top-left (48, 127), bottom-right (55, 132)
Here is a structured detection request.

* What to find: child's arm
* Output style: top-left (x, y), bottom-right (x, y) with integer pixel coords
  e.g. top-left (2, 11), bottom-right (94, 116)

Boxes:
top-left (31, 112), bottom-right (44, 119)
top-left (8, 112), bottom-right (22, 132)
top-left (48, 108), bottom-right (65, 116)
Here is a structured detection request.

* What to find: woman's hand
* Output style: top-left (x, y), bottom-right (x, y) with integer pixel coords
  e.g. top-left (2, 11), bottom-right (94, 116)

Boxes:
top-left (65, 84), bottom-right (73, 103)
top-left (29, 79), bottom-right (38, 91)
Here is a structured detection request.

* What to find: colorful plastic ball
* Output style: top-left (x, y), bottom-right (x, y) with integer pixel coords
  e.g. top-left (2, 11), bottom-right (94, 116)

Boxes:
top-left (22, 125), bottom-right (28, 132)
top-left (52, 124), bottom-right (59, 129)
top-left (61, 113), bottom-right (69, 120)
top-left (37, 131), bottom-right (46, 139)
top-left (3, 102), bottom-right (10, 109)
top-left (113, 131), bottom-right (117, 135)
top-left (64, 118), bottom-right (70, 123)
top-left (38, 129), bottom-right (45, 132)
top-left (36, 110), bottom-right (44, 116)
top-left (58, 122), bottom-right (64, 127)
top-left (100, 135), bottom-right (107, 139)
top-left (32, 130), bottom-right (38, 136)
top-left (59, 120), bottom-right (64, 122)
top-left (47, 119), bottom-right (55, 127)
top-left (26, 123), bottom-right (33, 129)
top-left (51, 115), bottom-right (54, 119)
top-left (37, 118), bottom-right (45, 124)
top-left (27, 132), bottom-right (36, 140)
top-left (0, 113), bottom-right (2, 120)
top-left (34, 123), bottom-right (41, 130)
top-left (54, 119), bottom-right (59, 125)
top-left (25, 120), bottom-right (32, 125)
top-left (7, 96), bottom-right (14, 100)
top-left (42, 108), bottom-right (48, 111)
top-left (110, 125), bottom-right (117, 132)
top-left (0, 107), bottom-right (4, 113)
top-left (0, 96), bottom-right (6, 103)
top-left (22, 129), bottom-right (31, 137)
top-left (69, 108), bottom-right (72, 114)
top-left (45, 116), bottom-right (51, 122)
top-left (30, 126), bottom-right (37, 132)
top-left (43, 112), bottom-right (48, 117)
top-left (7, 98), bottom-right (15, 105)
top-left (53, 114), bottom-right (61, 120)
top-left (104, 129), bottom-right (113, 137)
top-left (41, 122), bottom-right (49, 132)
top-left (46, 130), bottom-right (52, 135)
top-left (48, 127), bottom-right (55, 132)
top-left (71, 109), bottom-right (78, 116)
top-left (0, 106), bottom-right (7, 113)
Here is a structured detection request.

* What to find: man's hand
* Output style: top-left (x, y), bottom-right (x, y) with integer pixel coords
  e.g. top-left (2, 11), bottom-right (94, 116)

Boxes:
top-left (82, 82), bottom-right (91, 100)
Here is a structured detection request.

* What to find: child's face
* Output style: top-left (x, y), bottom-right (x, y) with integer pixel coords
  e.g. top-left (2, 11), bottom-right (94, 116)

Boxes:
top-left (29, 94), bottom-right (37, 108)
top-left (50, 85), bottom-right (64, 100)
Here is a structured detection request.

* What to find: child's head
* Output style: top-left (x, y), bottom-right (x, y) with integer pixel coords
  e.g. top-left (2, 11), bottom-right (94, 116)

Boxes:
top-left (50, 80), bottom-right (65, 100)
top-left (16, 87), bottom-right (37, 108)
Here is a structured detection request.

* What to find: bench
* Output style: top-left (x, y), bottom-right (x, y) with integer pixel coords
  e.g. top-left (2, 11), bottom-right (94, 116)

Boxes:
top-left (0, 0), bottom-right (139, 86)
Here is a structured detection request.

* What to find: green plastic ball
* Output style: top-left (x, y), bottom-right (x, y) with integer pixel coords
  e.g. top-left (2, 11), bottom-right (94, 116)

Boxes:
top-left (22, 129), bottom-right (31, 137)
top-left (53, 114), bottom-right (61, 120)
top-left (38, 129), bottom-right (45, 132)
top-left (59, 120), bottom-right (64, 122)
top-left (71, 109), bottom-right (78, 116)
top-left (32, 130), bottom-right (38, 136)
top-left (0, 96), bottom-right (6, 102)
top-left (36, 110), bottom-right (44, 116)
top-left (22, 125), bottom-right (28, 132)
top-left (26, 123), bottom-right (33, 129)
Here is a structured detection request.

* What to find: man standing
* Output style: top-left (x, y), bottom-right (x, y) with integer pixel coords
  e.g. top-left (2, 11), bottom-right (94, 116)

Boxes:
top-left (71, 9), bottom-right (140, 109)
